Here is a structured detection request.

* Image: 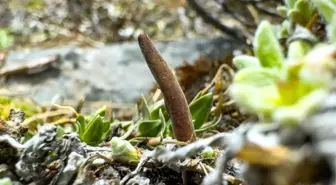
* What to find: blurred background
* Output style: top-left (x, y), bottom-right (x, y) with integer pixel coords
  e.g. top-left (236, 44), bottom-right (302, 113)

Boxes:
top-left (0, 0), bottom-right (284, 115)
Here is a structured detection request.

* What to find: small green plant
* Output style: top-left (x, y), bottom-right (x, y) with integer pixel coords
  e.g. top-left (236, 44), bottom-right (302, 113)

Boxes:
top-left (75, 106), bottom-right (111, 146)
top-left (137, 92), bottom-right (214, 138)
top-left (110, 136), bottom-right (141, 163)
top-left (230, 1), bottom-right (336, 124)
top-left (0, 29), bottom-right (13, 49)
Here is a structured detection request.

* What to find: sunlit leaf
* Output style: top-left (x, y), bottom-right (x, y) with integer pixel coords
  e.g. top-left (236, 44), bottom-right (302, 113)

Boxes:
top-left (95, 106), bottom-right (107, 117)
top-left (233, 68), bottom-right (281, 87)
top-left (272, 89), bottom-right (328, 124)
top-left (312, 0), bottom-right (336, 23)
top-left (287, 41), bottom-right (312, 60)
top-left (253, 21), bottom-right (284, 69)
top-left (27, 0), bottom-right (46, 11)
top-left (189, 93), bottom-right (213, 129)
top-left (328, 14), bottom-right (336, 42)
top-left (0, 96), bottom-right (42, 120)
top-left (229, 84), bottom-right (280, 117)
top-left (233, 55), bottom-right (261, 70)
top-left (0, 29), bottom-right (13, 49)
top-left (0, 178), bottom-right (12, 185)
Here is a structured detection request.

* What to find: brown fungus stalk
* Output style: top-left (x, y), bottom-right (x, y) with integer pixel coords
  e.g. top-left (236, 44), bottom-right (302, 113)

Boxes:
top-left (138, 33), bottom-right (196, 142)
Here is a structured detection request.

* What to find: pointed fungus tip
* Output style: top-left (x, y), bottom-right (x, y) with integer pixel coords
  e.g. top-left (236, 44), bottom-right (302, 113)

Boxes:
top-left (137, 32), bottom-right (148, 43)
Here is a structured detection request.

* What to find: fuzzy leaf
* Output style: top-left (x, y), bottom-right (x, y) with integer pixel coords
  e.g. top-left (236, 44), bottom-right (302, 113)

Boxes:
top-left (110, 137), bottom-right (140, 163)
top-left (234, 68), bottom-right (281, 87)
top-left (189, 93), bottom-right (213, 129)
top-left (312, 0), bottom-right (336, 23)
top-left (272, 89), bottom-right (328, 124)
top-left (0, 29), bottom-right (12, 49)
top-left (287, 41), bottom-right (312, 60)
top-left (253, 21), bottom-right (284, 69)
top-left (276, 6), bottom-right (288, 17)
top-left (202, 147), bottom-right (215, 159)
top-left (138, 119), bottom-right (163, 137)
top-left (328, 14), bottom-right (336, 42)
top-left (229, 84), bottom-right (280, 117)
top-left (288, 0), bottom-right (314, 26)
top-left (233, 55), bottom-right (261, 70)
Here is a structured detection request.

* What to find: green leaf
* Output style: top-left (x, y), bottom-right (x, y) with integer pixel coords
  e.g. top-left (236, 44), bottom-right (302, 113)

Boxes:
top-left (82, 114), bottom-right (110, 145)
top-left (287, 40), bottom-right (312, 60)
top-left (195, 115), bottom-right (222, 133)
top-left (312, 0), bottom-right (336, 23)
top-left (95, 106), bottom-right (107, 117)
top-left (288, 0), bottom-right (314, 26)
top-left (56, 126), bottom-right (65, 138)
top-left (233, 55), bottom-right (261, 70)
top-left (149, 99), bottom-right (166, 120)
top-left (0, 178), bottom-right (12, 185)
top-left (76, 114), bottom-right (86, 137)
top-left (27, 0), bottom-right (46, 11)
top-left (253, 21), bottom-right (284, 69)
top-left (159, 109), bottom-right (167, 137)
top-left (202, 147), bottom-right (215, 159)
top-left (285, 0), bottom-right (298, 8)
top-left (276, 6), bottom-right (288, 17)
top-left (138, 119), bottom-right (163, 137)
top-left (189, 93), bottom-right (213, 129)
top-left (101, 120), bottom-right (111, 140)
top-left (0, 29), bottom-right (12, 49)
top-left (110, 137), bottom-right (140, 163)
top-left (229, 84), bottom-right (280, 117)
top-left (233, 68), bottom-right (281, 87)
top-left (272, 89), bottom-right (328, 124)
top-left (140, 95), bottom-right (151, 119)
top-left (327, 14), bottom-right (336, 42)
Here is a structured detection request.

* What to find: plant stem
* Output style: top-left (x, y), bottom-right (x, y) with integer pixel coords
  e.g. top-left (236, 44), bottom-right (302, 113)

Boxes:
top-left (137, 33), bottom-right (196, 142)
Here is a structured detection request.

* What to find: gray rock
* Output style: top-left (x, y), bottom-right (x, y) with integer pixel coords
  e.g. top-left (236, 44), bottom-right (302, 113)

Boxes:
top-left (3, 37), bottom-right (244, 104)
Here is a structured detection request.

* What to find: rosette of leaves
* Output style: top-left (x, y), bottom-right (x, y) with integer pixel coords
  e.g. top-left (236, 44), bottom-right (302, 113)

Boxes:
top-left (75, 106), bottom-right (111, 146)
top-left (137, 92), bottom-right (214, 138)
top-left (230, 19), bottom-right (336, 124)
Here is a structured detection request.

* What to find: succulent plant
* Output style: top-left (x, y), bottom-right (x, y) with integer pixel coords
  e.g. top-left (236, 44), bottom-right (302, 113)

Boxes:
top-left (230, 16), bottom-right (336, 124)
top-left (75, 106), bottom-right (111, 146)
